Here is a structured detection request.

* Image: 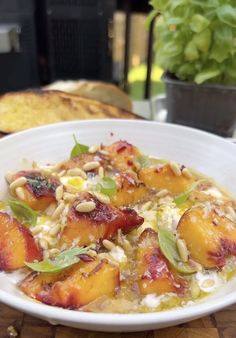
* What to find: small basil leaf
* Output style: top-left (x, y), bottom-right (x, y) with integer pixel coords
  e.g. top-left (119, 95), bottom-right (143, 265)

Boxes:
top-left (8, 200), bottom-right (37, 227)
top-left (136, 155), bottom-right (151, 168)
top-left (174, 179), bottom-right (207, 206)
top-left (70, 135), bottom-right (89, 159)
top-left (158, 227), bottom-right (196, 274)
top-left (25, 246), bottom-right (93, 272)
top-left (96, 176), bottom-right (117, 197)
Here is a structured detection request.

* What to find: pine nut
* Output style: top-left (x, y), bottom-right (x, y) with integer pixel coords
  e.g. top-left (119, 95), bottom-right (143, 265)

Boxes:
top-left (39, 238), bottom-right (48, 250)
top-left (93, 191), bottom-right (110, 204)
top-left (177, 239), bottom-right (188, 262)
top-left (76, 201), bottom-right (96, 213)
top-left (98, 253), bottom-right (119, 267)
top-left (103, 239), bottom-right (115, 250)
top-left (5, 172), bottom-right (14, 184)
top-left (87, 249), bottom-right (97, 257)
top-left (98, 166), bottom-right (104, 178)
top-left (141, 201), bottom-right (152, 211)
top-left (88, 145), bottom-right (100, 153)
top-left (63, 192), bottom-right (76, 202)
top-left (156, 189), bottom-right (168, 198)
top-left (44, 236), bottom-right (57, 247)
top-left (66, 168), bottom-right (87, 179)
top-left (58, 170), bottom-right (66, 177)
top-left (52, 201), bottom-right (65, 220)
top-left (169, 162), bottom-right (181, 176)
top-left (226, 206), bottom-right (236, 221)
top-left (99, 150), bottom-right (109, 156)
top-left (15, 187), bottom-right (25, 201)
top-left (49, 223), bottom-right (61, 236)
top-left (190, 259), bottom-right (203, 271)
top-left (182, 167), bottom-right (193, 179)
top-left (55, 185), bottom-right (64, 201)
top-left (49, 248), bottom-right (60, 257)
top-left (45, 203), bottom-right (57, 216)
top-left (83, 161), bottom-right (100, 171)
top-left (31, 225), bottom-right (42, 235)
top-left (190, 279), bottom-right (200, 299)
top-left (9, 177), bottom-right (27, 192)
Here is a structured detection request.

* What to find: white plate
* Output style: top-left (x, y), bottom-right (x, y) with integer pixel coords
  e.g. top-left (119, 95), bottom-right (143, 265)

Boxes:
top-left (0, 120), bottom-right (236, 332)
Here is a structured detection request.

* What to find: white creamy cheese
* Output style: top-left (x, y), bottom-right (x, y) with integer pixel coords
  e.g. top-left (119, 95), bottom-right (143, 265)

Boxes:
top-left (110, 246), bottom-right (127, 264)
top-left (203, 187), bottom-right (223, 199)
top-left (196, 271), bottom-right (222, 293)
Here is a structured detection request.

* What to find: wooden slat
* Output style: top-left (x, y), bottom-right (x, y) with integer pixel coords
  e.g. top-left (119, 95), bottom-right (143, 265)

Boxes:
top-left (154, 328), bottom-right (220, 338)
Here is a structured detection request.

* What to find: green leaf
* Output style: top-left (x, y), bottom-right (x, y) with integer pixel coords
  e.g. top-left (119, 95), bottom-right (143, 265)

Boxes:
top-left (161, 41), bottom-right (183, 58)
top-left (25, 246), bottom-right (93, 272)
top-left (217, 5), bottom-right (236, 28)
top-left (70, 135), bottom-right (89, 159)
top-left (96, 176), bottom-right (117, 197)
top-left (193, 28), bottom-right (212, 54)
top-left (158, 227), bottom-right (196, 274)
top-left (136, 155), bottom-right (151, 168)
top-left (194, 68), bottom-right (221, 84)
top-left (184, 40), bottom-right (199, 61)
top-left (210, 25), bottom-right (233, 63)
top-left (190, 14), bottom-right (210, 33)
top-left (174, 179), bottom-right (207, 206)
top-left (8, 200), bottom-right (37, 227)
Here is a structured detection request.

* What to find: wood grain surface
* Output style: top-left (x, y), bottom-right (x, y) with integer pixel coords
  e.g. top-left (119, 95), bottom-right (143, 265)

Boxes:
top-left (1, 302), bottom-right (236, 338)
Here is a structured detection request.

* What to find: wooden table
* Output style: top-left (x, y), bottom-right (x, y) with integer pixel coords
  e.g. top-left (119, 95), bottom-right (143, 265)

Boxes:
top-left (0, 302), bottom-right (236, 338)
top-left (0, 133), bottom-right (236, 338)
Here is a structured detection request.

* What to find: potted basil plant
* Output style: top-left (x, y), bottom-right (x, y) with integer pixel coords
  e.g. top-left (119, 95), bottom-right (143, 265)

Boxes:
top-left (150, 0), bottom-right (236, 136)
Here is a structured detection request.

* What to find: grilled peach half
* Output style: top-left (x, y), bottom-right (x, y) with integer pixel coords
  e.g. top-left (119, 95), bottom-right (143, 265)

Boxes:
top-left (12, 171), bottom-right (59, 211)
top-left (136, 228), bottom-right (185, 295)
top-left (112, 172), bottom-right (147, 207)
top-left (178, 206), bottom-right (236, 268)
top-left (59, 192), bottom-right (144, 247)
top-left (20, 257), bottom-right (119, 309)
top-left (0, 212), bottom-right (42, 271)
top-left (139, 164), bottom-right (195, 194)
top-left (105, 140), bottom-right (141, 172)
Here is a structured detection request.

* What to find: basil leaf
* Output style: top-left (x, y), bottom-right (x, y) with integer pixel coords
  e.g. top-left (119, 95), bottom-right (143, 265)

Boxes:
top-left (217, 5), bottom-right (236, 28)
top-left (25, 246), bottom-right (93, 272)
top-left (158, 227), bottom-right (196, 274)
top-left (174, 179), bottom-right (207, 206)
top-left (136, 155), bottom-right (150, 168)
top-left (70, 135), bottom-right (89, 159)
top-left (190, 14), bottom-right (210, 33)
top-left (8, 200), bottom-right (37, 227)
top-left (96, 176), bottom-right (117, 197)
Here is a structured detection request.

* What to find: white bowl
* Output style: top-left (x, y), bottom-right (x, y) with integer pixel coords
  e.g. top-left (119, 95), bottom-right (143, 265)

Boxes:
top-left (0, 120), bottom-right (236, 332)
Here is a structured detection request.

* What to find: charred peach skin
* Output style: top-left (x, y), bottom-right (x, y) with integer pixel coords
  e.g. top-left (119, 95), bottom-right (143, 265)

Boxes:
top-left (13, 171), bottom-right (58, 211)
top-left (20, 258), bottom-right (120, 309)
top-left (60, 152), bottom-right (108, 172)
top-left (178, 206), bottom-right (236, 268)
top-left (59, 192), bottom-right (144, 247)
top-left (105, 140), bottom-right (141, 172)
top-left (136, 228), bottom-right (185, 295)
top-left (139, 164), bottom-right (195, 194)
top-left (0, 212), bottom-right (42, 271)
top-left (112, 172), bottom-right (148, 207)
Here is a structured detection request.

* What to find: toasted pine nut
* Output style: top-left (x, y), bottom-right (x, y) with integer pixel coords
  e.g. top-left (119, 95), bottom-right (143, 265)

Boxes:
top-left (98, 166), bottom-right (104, 178)
top-left (182, 167), bottom-right (193, 179)
top-left (83, 161), bottom-right (100, 172)
top-left (87, 249), bottom-right (97, 257)
top-left (55, 185), bottom-right (64, 201)
top-left (5, 172), bottom-right (14, 184)
top-left (226, 206), bottom-right (236, 221)
top-left (44, 236), bottom-right (57, 247)
top-left (190, 259), bottom-right (203, 271)
top-left (169, 162), bottom-right (181, 176)
top-left (156, 189), bottom-right (168, 198)
top-left (52, 201), bottom-right (65, 220)
top-left (99, 150), bottom-right (109, 156)
top-left (31, 225), bottom-right (42, 235)
top-left (45, 203), bottom-right (57, 216)
top-left (141, 201), bottom-right (152, 211)
top-left (58, 170), bottom-right (66, 177)
top-left (15, 187), bottom-right (26, 201)
top-left (103, 239), bottom-right (115, 250)
top-left (177, 239), bottom-right (188, 262)
top-left (39, 238), bottom-right (48, 250)
top-left (9, 177), bottom-right (27, 192)
top-left (190, 279), bottom-right (200, 299)
top-left (49, 223), bottom-right (61, 236)
top-left (76, 201), bottom-right (96, 213)
top-left (66, 168), bottom-right (87, 179)
top-left (49, 248), bottom-right (60, 257)
top-left (93, 191), bottom-right (110, 204)
top-left (97, 253), bottom-right (119, 267)
top-left (63, 192), bottom-right (76, 202)
top-left (88, 145), bottom-right (100, 153)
